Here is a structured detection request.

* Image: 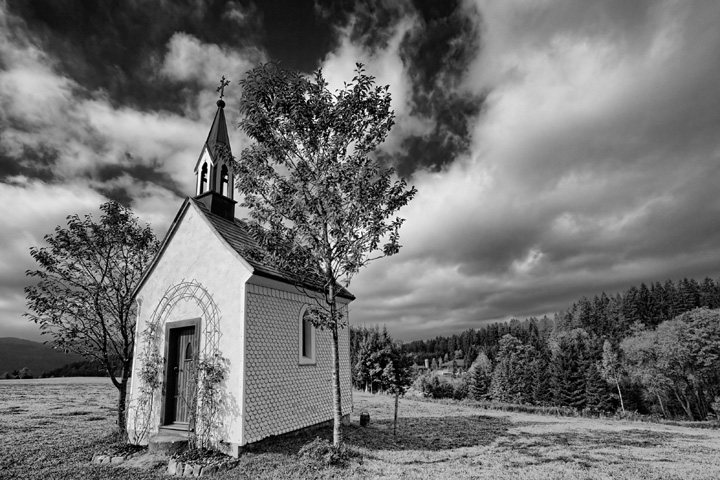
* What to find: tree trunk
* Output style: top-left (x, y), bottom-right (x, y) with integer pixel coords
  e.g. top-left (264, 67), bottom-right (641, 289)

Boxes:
top-left (656, 391), bottom-right (667, 418)
top-left (393, 391), bottom-right (399, 436)
top-left (330, 318), bottom-right (343, 447)
top-left (693, 386), bottom-right (707, 419)
top-left (117, 376), bottom-right (128, 432)
top-left (673, 390), bottom-right (694, 420)
top-left (108, 360), bottom-right (130, 433)
top-left (615, 377), bottom-right (625, 413)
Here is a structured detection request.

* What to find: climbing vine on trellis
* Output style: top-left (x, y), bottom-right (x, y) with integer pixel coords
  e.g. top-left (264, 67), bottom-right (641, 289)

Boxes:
top-left (128, 279), bottom-right (224, 444)
top-left (186, 353), bottom-right (230, 450)
top-left (128, 317), bottom-right (163, 443)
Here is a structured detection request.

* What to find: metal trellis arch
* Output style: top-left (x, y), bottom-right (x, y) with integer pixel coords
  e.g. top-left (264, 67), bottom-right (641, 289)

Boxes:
top-left (147, 279), bottom-right (221, 358)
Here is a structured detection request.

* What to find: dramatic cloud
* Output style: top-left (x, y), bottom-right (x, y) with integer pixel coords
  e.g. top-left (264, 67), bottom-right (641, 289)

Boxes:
top-left (1, 0), bottom-right (720, 343)
top-left (320, 0), bottom-right (486, 176)
top-left (0, 3), bottom-right (262, 339)
top-left (346, 0), bottom-right (720, 339)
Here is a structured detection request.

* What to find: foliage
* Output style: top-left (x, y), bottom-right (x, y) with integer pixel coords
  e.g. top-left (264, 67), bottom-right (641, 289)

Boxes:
top-left (189, 354), bottom-right (230, 450)
top-left (471, 350), bottom-right (493, 401)
top-left (349, 324), bottom-right (413, 434)
top-left (585, 363), bottom-right (613, 414)
top-left (127, 315), bottom-right (164, 444)
top-left (298, 436), bottom-right (357, 468)
top-left (351, 325), bottom-right (393, 392)
top-left (235, 62), bottom-right (416, 446)
top-left (490, 334), bottom-right (536, 404)
top-left (24, 200), bottom-right (159, 429)
top-left (395, 281), bottom-right (720, 421)
top-left (40, 360), bottom-right (115, 378)
top-left (600, 339), bottom-right (626, 412)
top-left (402, 276), bottom-right (720, 363)
top-left (550, 329), bottom-right (596, 411)
top-left (1, 367), bottom-right (33, 379)
top-left (622, 308), bottom-right (720, 420)
top-left (379, 344), bottom-right (414, 396)
top-left (414, 372), bottom-right (469, 400)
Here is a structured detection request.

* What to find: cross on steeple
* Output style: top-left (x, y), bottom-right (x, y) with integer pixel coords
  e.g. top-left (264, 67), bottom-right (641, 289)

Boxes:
top-left (216, 76), bottom-right (230, 100)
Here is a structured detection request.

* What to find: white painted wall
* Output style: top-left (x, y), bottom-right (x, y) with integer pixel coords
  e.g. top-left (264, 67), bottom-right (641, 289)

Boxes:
top-left (127, 202), bottom-right (253, 451)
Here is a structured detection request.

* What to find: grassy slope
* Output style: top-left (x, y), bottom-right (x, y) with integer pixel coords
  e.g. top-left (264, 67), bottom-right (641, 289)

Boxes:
top-left (1, 379), bottom-right (720, 479)
top-left (0, 337), bottom-right (84, 376)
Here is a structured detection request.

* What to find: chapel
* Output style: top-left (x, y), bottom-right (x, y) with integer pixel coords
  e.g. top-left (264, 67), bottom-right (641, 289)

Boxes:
top-left (125, 90), bottom-right (353, 456)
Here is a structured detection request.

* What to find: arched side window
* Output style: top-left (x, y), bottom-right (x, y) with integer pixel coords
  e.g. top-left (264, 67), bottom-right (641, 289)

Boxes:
top-left (184, 341), bottom-right (193, 361)
top-left (298, 305), bottom-right (316, 365)
top-left (199, 163), bottom-right (208, 194)
top-left (220, 165), bottom-right (229, 197)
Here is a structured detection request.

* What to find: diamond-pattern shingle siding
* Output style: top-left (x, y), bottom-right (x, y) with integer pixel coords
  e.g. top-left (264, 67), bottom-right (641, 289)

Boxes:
top-left (244, 284), bottom-right (352, 443)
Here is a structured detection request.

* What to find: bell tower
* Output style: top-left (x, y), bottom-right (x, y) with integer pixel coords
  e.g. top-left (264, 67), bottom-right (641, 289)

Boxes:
top-left (193, 76), bottom-right (236, 221)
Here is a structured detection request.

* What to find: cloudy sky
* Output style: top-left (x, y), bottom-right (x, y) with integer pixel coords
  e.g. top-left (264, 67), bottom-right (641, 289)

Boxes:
top-left (2, 0), bottom-right (720, 342)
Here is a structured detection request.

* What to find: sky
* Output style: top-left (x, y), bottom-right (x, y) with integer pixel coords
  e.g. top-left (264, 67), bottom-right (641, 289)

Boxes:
top-left (2, 0), bottom-right (720, 343)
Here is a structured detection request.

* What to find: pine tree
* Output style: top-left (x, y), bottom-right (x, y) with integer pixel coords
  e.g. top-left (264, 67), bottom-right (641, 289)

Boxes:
top-left (585, 363), bottom-right (613, 414)
top-left (606, 294), bottom-right (627, 342)
top-left (471, 351), bottom-right (493, 401)
top-left (518, 345), bottom-right (538, 404)
top-left (490, 335), bottom-right (525, 403)
top-left (623, 285), bottom-right (641, 326)
top-left (531, 352), bottom-right (553, 406)
top-left (552, 330), bottom-right (589, 410)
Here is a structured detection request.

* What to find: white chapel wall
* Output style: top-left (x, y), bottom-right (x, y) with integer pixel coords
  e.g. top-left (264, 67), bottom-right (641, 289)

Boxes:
top-left (127, 203), bottom-right (252, 447)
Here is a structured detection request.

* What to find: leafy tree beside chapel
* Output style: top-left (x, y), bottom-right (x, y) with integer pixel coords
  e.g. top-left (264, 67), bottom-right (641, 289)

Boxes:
top-left (25, 201), bottom-right (159, 429)
top-left (233, 63), bottom-right (416, 446)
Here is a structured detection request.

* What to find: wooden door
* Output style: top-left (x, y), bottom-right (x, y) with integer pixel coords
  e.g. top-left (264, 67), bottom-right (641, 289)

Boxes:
top-left (170, 326), bottom-right (197, 424)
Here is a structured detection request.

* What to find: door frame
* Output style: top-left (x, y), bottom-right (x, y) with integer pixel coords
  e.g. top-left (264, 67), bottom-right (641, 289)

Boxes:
top-left (160, 317), bottom-right (201, 426)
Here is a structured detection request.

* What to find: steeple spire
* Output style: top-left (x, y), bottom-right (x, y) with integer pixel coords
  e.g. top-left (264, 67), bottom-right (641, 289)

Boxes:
top-left (194, 77), bottom-right (236, 221)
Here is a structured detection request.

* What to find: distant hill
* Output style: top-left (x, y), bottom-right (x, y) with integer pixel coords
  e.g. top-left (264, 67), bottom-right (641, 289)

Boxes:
top-left (0, 337), bottom-right (85, 377)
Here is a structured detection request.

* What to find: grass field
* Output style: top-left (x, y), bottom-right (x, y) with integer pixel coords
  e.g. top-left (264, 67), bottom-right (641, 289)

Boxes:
top-left (2, 378), bottom-right (720, 479)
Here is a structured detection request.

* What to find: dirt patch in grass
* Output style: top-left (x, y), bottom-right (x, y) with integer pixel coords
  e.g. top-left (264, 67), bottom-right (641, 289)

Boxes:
top-left (346, 415), bottom-right (510, 452)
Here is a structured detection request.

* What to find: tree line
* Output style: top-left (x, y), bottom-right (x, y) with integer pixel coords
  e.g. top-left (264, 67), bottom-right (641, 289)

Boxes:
top-left (352, 277), bottom-right (720, 420)
top-left (1, 360), bottom-right (122, 379)
top-left (1, 367), bottom-right (34, 379)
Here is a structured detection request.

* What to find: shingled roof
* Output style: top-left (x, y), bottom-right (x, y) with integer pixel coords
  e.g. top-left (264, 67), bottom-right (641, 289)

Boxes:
top-left (191, 198), bottom-right (355, 300)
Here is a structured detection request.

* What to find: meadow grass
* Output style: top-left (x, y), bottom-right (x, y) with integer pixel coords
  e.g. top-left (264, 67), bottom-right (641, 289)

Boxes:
top-left (2, 378), bottom-right (720, 479)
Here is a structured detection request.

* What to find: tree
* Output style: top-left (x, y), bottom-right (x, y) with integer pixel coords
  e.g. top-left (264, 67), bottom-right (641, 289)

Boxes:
top-left (490, 334), bottom-right (527, 403)
top-left (25, 201), bottom-right (159, 430)
top-left (551, 330), bottom-right (590, 410)
top-left (353, 325), bottom-right (396, 393)
top-left (600, 340), bottom-right (626, 413)
top-left (379, 342), bottom-right (414, 435)
top-left (352, 325), bottom-right (382, 391)
top-left (531, 351), bottom-right (553, 406)
top-left (585, 363), bottom-right (612, 414)
top-left (234, 63), bottom-right (417, 446)
top-left (677, 308), bottom-right (720, 416)
top-left (471, 350), bottom-right (493, 401)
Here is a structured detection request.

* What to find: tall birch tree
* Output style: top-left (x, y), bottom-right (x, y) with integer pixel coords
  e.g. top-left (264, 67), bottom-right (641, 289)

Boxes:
top-left (234, 63), bottom-right (416, 447)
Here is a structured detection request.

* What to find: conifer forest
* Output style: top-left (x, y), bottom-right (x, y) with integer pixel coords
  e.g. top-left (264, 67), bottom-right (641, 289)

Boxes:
top-left (351, 277), bottom-right (720, 421)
